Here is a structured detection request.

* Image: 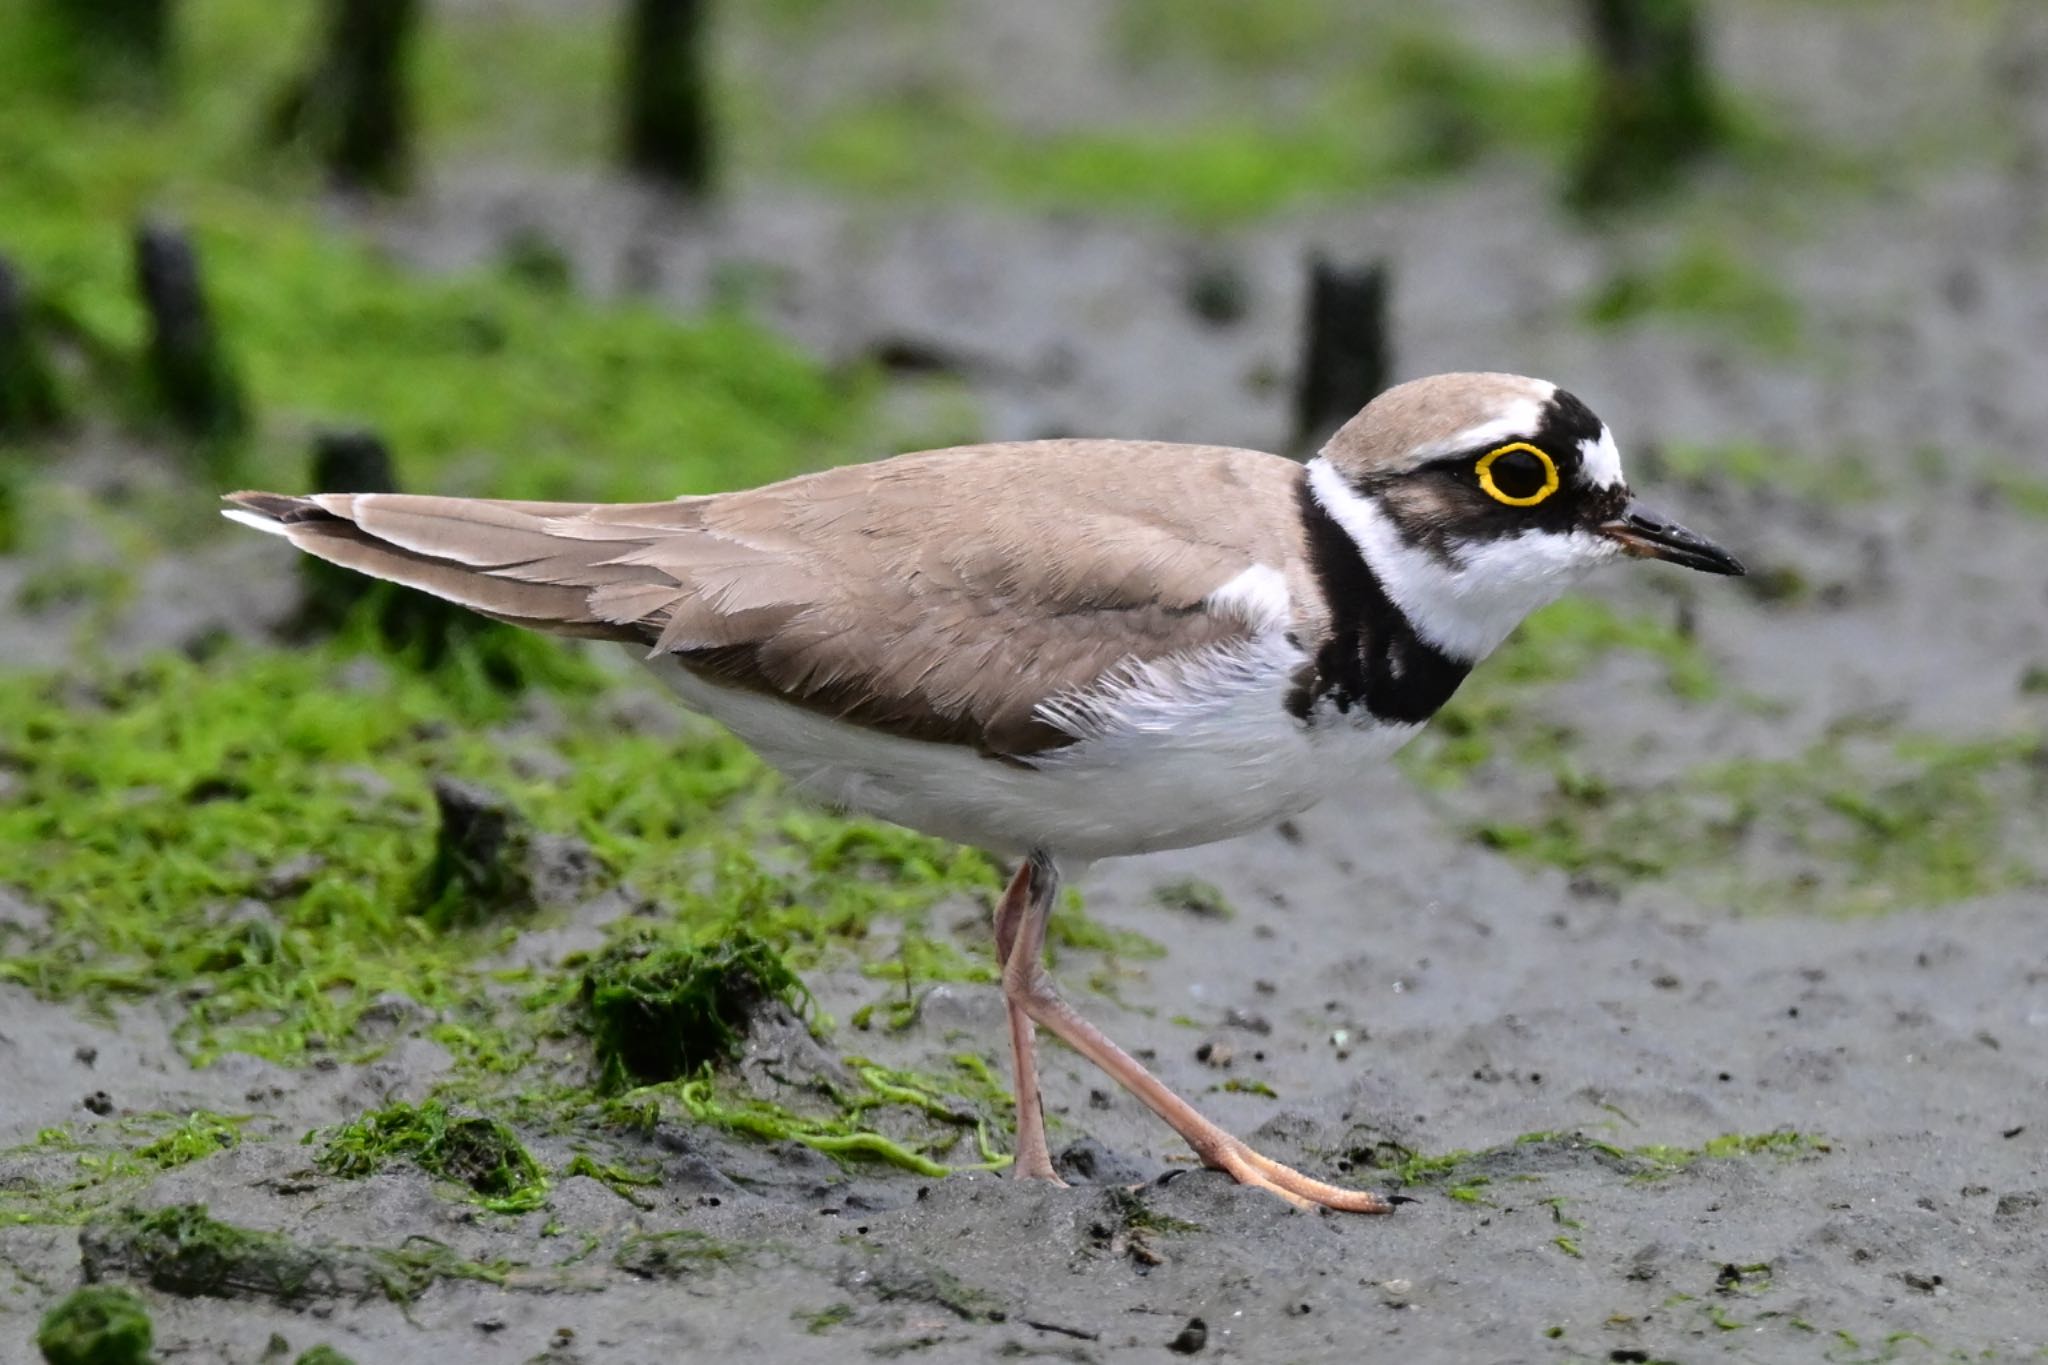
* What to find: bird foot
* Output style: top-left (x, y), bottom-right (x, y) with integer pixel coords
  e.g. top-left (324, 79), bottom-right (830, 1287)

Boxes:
top-left (1202, 1138), bottom-right (1392, 1214)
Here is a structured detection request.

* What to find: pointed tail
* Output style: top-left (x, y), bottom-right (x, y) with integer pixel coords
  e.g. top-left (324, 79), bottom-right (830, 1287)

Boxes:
top-left (222, 490), bottom-right (656, 640)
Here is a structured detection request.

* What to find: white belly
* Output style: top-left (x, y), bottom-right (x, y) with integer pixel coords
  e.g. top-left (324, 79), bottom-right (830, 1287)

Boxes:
top-left (639, 632), bottom-right (1417, 861)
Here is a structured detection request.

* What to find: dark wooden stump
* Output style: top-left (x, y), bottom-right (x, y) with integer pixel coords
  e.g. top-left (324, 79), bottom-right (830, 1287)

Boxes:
top-left (1569, 0), bottom-right (1720, 211)
top-left (133, 219), bottom-right (247, 445)
top-left (299, 428), bottom-right (482, 658)
top-left (301, 428), bottom-right (397, 628)
top-left (269, 0), bottom-right (419, 193)
top-left (0, 255), bottom-right (66, 439)
top-left (1291, 255), bottom-right (1391, 457)
top-left (621, 0), bottom-right (714, 193)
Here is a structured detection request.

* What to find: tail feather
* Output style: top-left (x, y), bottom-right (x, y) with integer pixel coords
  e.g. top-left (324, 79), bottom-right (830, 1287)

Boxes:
top-left (221, 490), bottom-right (669, 642)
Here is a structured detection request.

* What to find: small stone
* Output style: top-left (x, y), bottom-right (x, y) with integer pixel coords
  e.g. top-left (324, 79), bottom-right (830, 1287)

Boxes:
top-left (257, 854), bottom-right (326, 900)
top-left (1167, 1317), bottom-right (1208, 1354)
top-left (83, 1090), bottom-right (114, 1116)
top-left (1994, 1191), bottom-right (2042, 1219)
top-left (1224, 1008), bottom-right (1271, 1035)
top-left (1194, 1041), bottom-right (1233, 1068)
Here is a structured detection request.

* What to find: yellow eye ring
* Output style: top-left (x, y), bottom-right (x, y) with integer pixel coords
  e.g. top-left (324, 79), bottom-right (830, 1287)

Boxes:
top-left (1475, 442), bottom-right (1560, 507)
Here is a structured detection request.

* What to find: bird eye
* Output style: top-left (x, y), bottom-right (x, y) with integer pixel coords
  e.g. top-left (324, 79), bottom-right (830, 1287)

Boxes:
top-left (1475, 443), bottom-right (1559, 507)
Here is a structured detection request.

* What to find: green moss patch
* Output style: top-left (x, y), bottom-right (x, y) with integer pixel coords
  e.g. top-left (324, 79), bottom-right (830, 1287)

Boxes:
top-left (35, 1285), bottom-right (154, 1365)
top-left (612, 1229), bottom-right (737, 1280)
top-left (314, 1101), bottom-right (548, 1214)
top-left (78, 1204), bottom-right (511, 1306)
top-left (1584, 239), bottom-right (1803, 354)
top-left (134, 1111), bottom-right (243, 1170)
top-left (2, 1112), bottom-right (251, 1228)
top-left (603, 1053), bottom-right (1012, 1179)
top-left (294, 1349), bottom-right (358, 1365)
top-left (1346, 1128), bottom-right (1830, 1198)
top-left (0, 642), bottom-right (998, 1069)
top-left (1473, 730), bottom-right (2047, 914)
top-left (1403, 597), bottom-right (1721, 786)
top-left (580, 930), bottom-right (809, 1092)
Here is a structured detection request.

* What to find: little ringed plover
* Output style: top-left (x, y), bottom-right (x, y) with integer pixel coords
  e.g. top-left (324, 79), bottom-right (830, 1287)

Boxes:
top-left (226, 371), bottom-right (1743, 1213)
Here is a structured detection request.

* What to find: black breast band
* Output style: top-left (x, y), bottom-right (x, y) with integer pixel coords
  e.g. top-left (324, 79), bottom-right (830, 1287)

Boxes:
top-left (1287, 472), bottom-right (1472, 725)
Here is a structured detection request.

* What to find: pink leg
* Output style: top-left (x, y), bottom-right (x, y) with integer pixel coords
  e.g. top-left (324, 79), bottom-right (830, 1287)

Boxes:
top-left (1001, 855), bottom-right (1390, 1214)
top-left (993, 856), bottom-right (1063, 1184)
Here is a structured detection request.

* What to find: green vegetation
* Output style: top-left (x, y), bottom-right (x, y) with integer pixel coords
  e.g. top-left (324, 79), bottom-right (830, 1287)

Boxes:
top-left (1650, 440), bottom-right (1886, 505)
top-left (0, 3), bottom-right (867, 524)
top-left (134, 1111), bottom-right (243, 1169)
top-left (580, 930), bottom-right (810, 1092)
top-left (1985, 464), bottom-right (2048, 521)
top-left (1474, 730), bottom-right (2047, 914)
top-left (0, 644), bottom-right (997, 1060)
top-left (613, 1229), bottom-right (737, 1279)
top-left (630, 1055), bottom-right (1012, 1177)
top-left (1350, 1128), bottom-right (1829, 1198)
top-left (2, 1112), bottom-right (252, 1227)
top-left (295, 1349), bottom-right (358, 1365)
top-left (1404, 596), bottom-right (1719, 785)
top-left (1152, 878), bottom-right (1233, 919)
top-left (785, 33), bottom-right (1590, 224)
top-left (559, 1153), bottom-right (660, 1207)
top-left (1584, 239), bottom-right (1803, 354)
top-left (314, 1100), bottom-right (548, 1213)
top-left (800, 1302), bottom-right (856, 1334)
top-left (77, 1203), bottom-right (511, 1305)
top-left (35, 1286), bottom-right (154, 1365)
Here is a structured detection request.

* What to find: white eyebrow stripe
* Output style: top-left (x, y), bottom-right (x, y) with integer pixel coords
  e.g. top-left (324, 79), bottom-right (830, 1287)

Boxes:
top-left (1579, 425), bottom-right (1625, 489)
top-left (1408, 394), bottom-right (1550, 461)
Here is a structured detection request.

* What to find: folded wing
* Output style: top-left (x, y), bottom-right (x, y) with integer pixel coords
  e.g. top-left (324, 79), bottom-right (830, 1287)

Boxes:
top-left (224, 441), bottom-right (1307, 758)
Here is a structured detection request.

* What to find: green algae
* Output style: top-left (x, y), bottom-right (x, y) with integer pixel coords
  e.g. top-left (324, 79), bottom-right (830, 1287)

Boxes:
top-left (34, 1285), bottom-right (154, 1365)
top-left (1474, 730), bottom-right (2047, 914)
top-left (77, 1204), bottom-right (510, 1306)
top-left (600, 1052), bottom-right (1013, 1179)
top-left (0, 643), bottom-right (999, 1076)
top-left (1403, 597), bottom-right (1721, 786)
top-left (314, 1101), bottom-right (548, 1214)
top-left (293, 1349), bottom-right (358, 1365)
top-left (579, 930), bottom-right (810, 1093)
top-left (1584, 239), bottom-right (1804, 354)
top-left (1, 1113), bottom-right (253, 1227)
top-left (1984, 464), bottom-right (2048, 521)
top-left (612, 1229), bottom-right (736, 1279)
top-left (800, 1302), bottom-right (856, 1334)
top-left (1350, 1128), bottom-right (1830, 1198)
top-left (1649, 440), bottom-right (1888, 506)
top-left (559, 1153), bottom-right (659, 1208)
top-left (133, 1111), bottom-right (243, 1170)
top-left (1152, 878), bottom-right (1233, 920)
top-left (1, 0), bottom-right (1818, 230)
top-left (779, 34), bottom-right (1588, 225)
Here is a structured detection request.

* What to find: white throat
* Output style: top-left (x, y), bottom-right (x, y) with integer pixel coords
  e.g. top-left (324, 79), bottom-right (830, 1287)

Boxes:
top-left (1306, 456), bottom-right (1619, 661)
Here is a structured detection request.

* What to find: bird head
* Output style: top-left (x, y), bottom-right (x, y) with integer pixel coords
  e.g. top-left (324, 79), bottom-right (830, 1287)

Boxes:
top-left (1309, 372), bottom-right (1743, 661)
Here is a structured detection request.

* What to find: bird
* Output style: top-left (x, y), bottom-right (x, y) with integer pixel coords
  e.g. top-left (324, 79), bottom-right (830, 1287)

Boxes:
top-left (224, 371), bottom-right (1743, 1214)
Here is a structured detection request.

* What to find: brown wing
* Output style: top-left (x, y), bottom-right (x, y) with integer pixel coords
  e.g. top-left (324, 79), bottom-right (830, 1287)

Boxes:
top-left (225, 440), bottom-right (1314, 757)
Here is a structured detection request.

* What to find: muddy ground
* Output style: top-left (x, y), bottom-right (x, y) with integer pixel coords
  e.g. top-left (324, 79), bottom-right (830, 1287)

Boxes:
top-left (6, 2), bottom-right (2048, 1362)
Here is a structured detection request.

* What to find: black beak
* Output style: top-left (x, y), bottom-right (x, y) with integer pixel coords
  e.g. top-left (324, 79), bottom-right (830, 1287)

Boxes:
top-left (1600, 501), bottom-right (1746, 576)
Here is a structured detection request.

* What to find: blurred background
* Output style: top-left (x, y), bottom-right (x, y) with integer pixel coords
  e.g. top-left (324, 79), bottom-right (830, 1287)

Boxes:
top-left (4, 1), bottom-right (2048, 1356)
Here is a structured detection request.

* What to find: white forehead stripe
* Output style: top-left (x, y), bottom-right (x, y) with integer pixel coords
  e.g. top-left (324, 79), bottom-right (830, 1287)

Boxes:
top-left (1408, 394), bottom-right (1549, 461)
top-left (1306, 457), bottom-right (1620, 661)
top-left (1579, 425), bottom-right (1624, 489)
